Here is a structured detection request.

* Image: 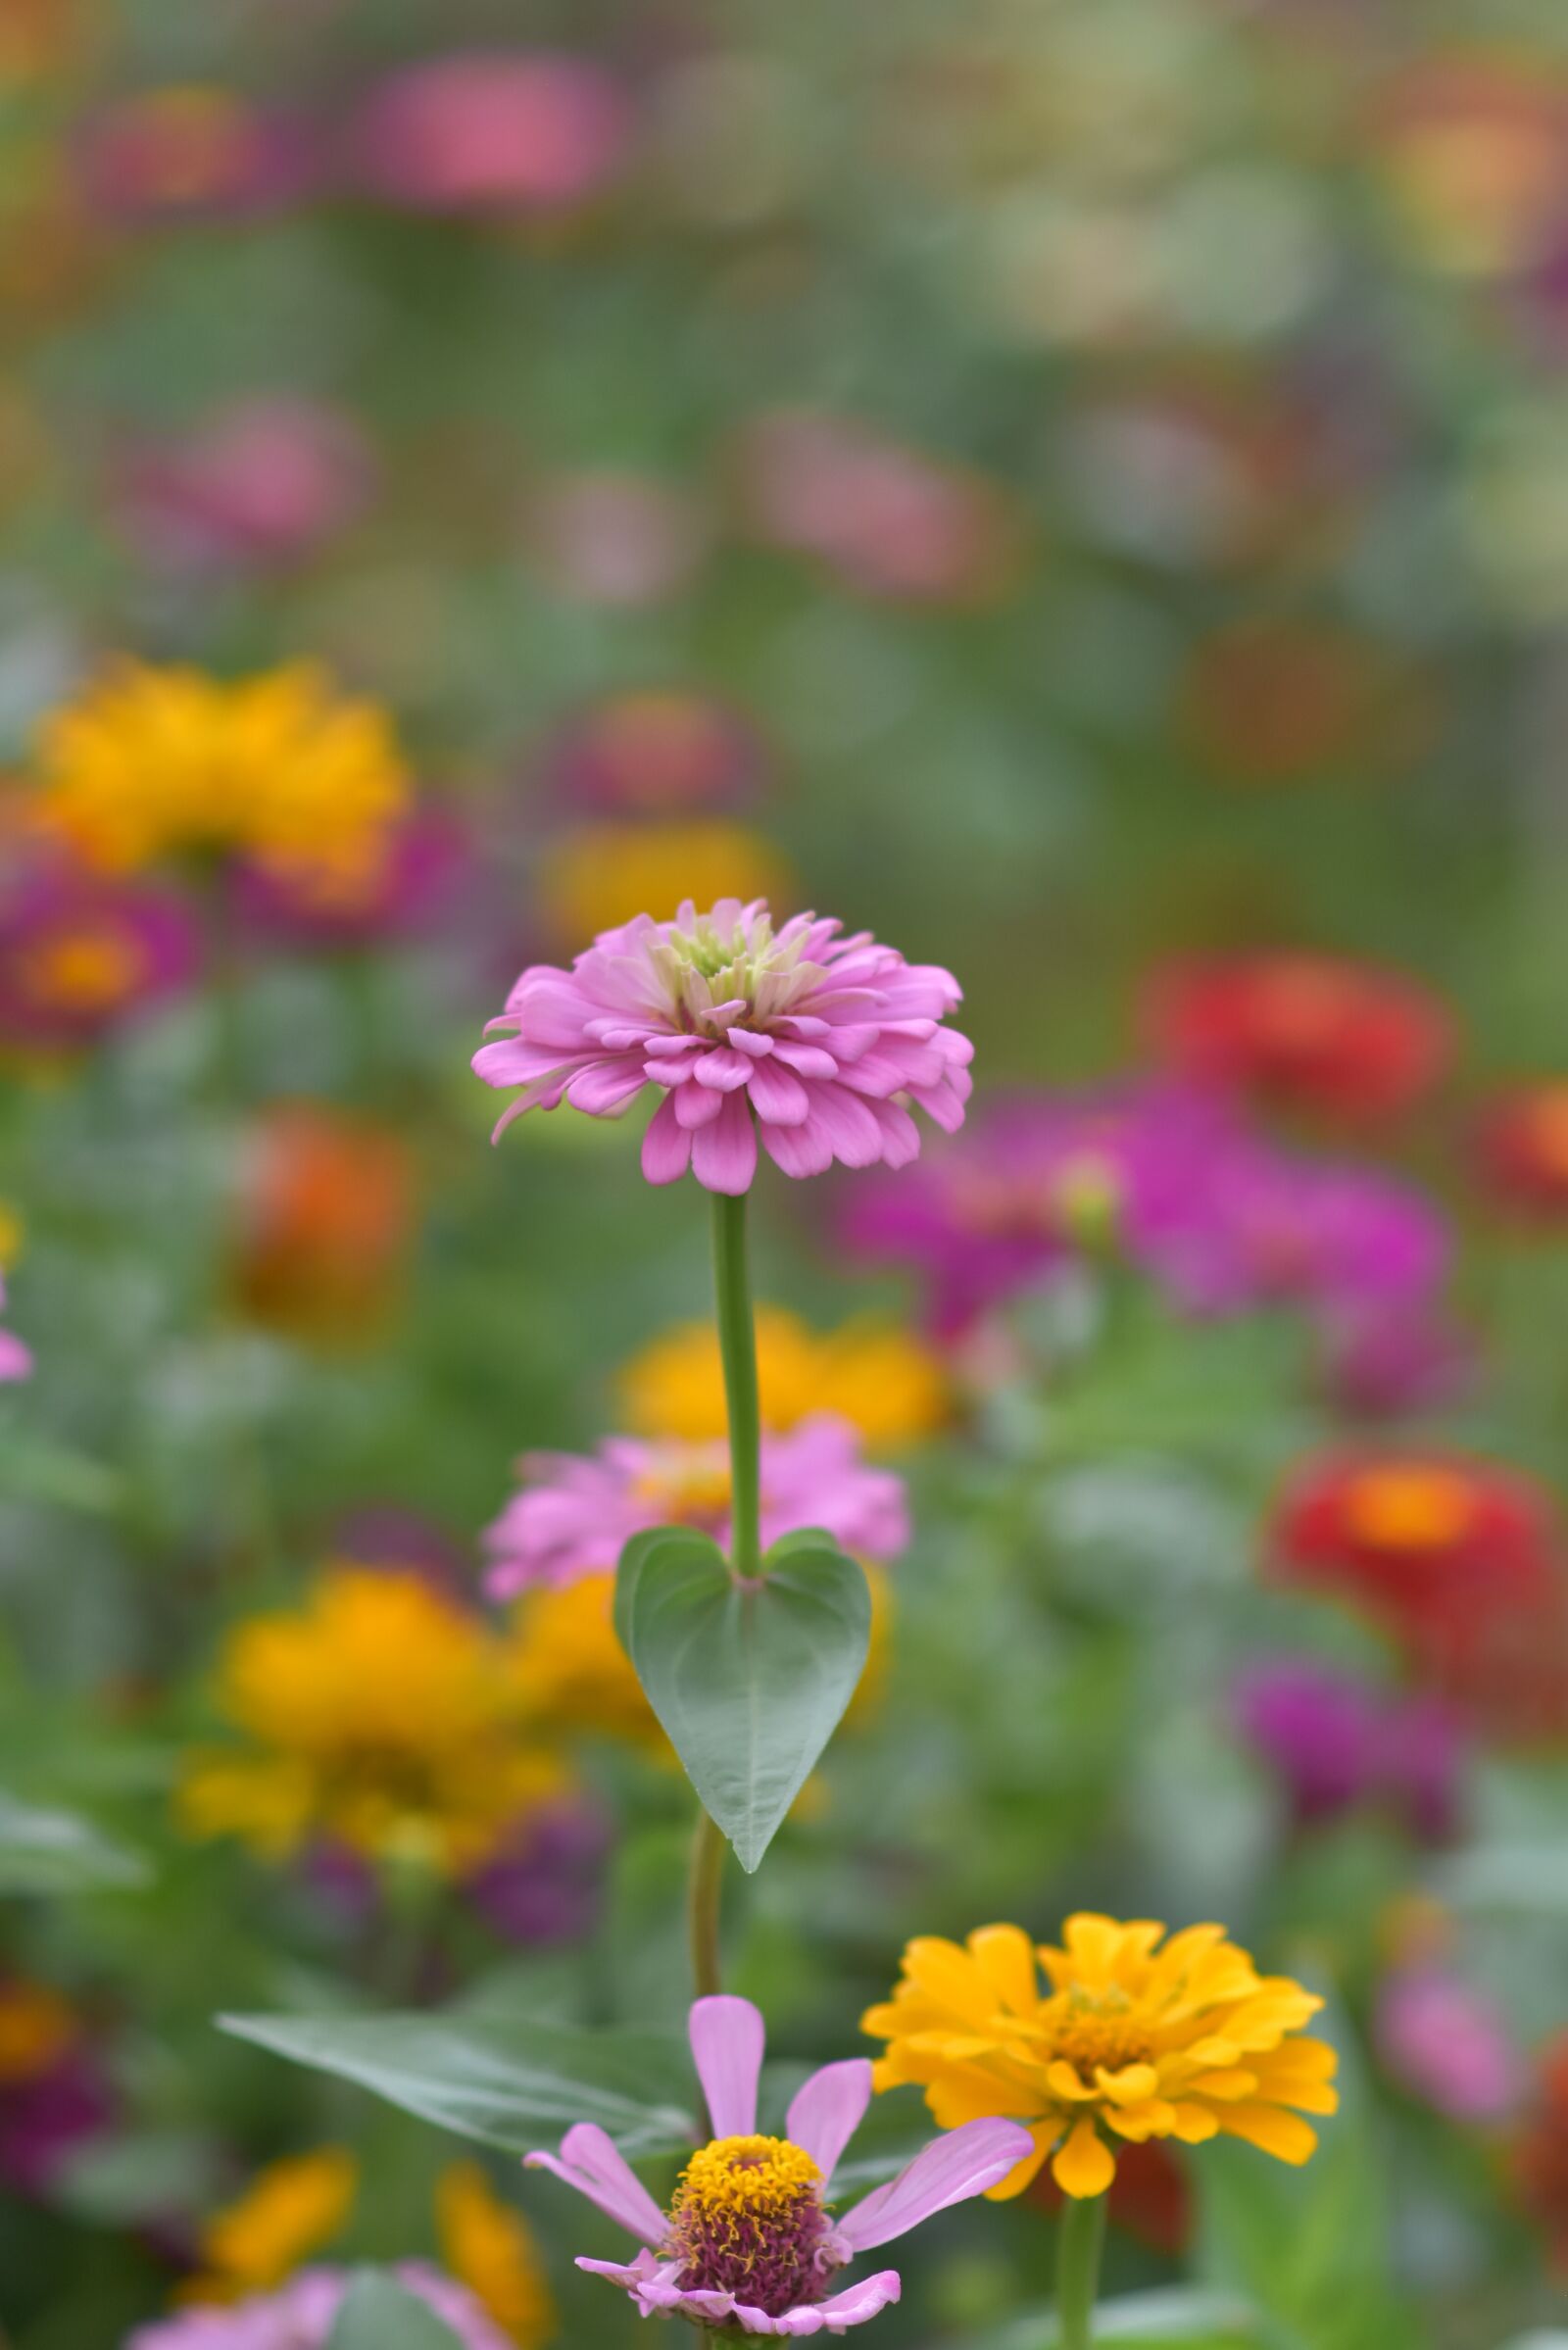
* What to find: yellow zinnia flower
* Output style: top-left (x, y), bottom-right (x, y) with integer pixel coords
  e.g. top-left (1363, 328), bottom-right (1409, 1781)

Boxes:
top-left (180, 1567), bottom-right (566, 1875)
top-left (181, 2147), bottom-right (358, 2304)
top-left (506, 1575), bottom-right (666, 1755)
top-left (615, 1306), bottom-right (947, 1449)
top-left (437, 2161), bottom-right (559, 2346)
top-left (536, 819), bottom-right (793, 945)
top-left (863, 1913), bottom-right (1339, 2201)
top-left (33, 661), bottom-right (410, 890)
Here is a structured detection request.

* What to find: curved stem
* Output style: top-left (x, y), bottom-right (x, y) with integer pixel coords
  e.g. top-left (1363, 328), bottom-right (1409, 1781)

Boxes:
top-left (1054, 2194), bottom-right (1105, 2350)
top-left (710, 1192), bottom-right (761, 1580)
top-left (687, 1803), bottom-right (726, 1999)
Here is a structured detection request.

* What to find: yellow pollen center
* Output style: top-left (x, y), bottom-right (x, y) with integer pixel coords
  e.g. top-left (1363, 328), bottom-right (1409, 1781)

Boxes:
top-left (1342, 1465), bottom-right (1478, 1552)
top-left (1049, 1993), bottom-right (1152, 2082)
top-left (22, 924), bottom-right (148, 1011)
top-left (674, 2134), bottom-right (823, 2228)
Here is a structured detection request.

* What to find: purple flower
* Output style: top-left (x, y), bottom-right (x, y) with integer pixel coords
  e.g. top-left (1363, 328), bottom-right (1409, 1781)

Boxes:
top-left (0, 859), bottom-right (198, 1051)
top-left (527, 1994), bottom-right (1032, 2333)
top-left (0, 1277), bottom-right (29, 1384)
top-left (1375, 1968), bottom-right (1523, 2124)
top-left (465, 1797), bottom-right (611, 1945)
top-left (114, 398), bottom-right (372, 574)
top-left (484, 1414), bottom-right (907, 1598)
top-left (1195, 1149), bottom-right (1449, 1321)
top-left (232, 812), bottom-right (466, 950)
top-left (123, 2265), bottom-right (514, 2350)
top-left (1232, 1662), bottom-right (1465, 1841)
top-left (0, 2047), bottom-right (113, 2197)
top-left (473, 899), bottom-right (972, 1196)
top-left (349, 53), bottom-right (631, 215)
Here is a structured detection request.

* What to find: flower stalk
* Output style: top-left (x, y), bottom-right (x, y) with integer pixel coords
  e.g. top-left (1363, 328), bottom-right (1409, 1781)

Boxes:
top-left (1054, 2193), bottom-right (1104, 2350)
top-left (710, 1190), bottom-right (761, 1580)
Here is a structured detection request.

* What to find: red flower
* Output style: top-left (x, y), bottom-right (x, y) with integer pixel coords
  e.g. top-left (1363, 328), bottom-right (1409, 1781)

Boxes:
top-left (1030, 2137), bottom-right (1191, 2257)
top-left (1476, 1083), bottom-right (1568, 1222)
top-left (1144, 953), bottom-right (1453, 1124)
top-left (1514, 2034), bottom-right (1568, 2277)
top-left (1269, 1450), bottom-right (1568, 1743)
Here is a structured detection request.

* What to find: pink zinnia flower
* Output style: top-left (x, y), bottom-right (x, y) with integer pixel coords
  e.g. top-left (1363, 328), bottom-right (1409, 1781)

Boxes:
top-left (123, 2264), bottom-right (514, 2350)
top-left (0, 1278), bottom-right (29, 1384)
top-left (115, 397), bottom-right (372, 574)
top-left (473, 899), bottom-right (971, 1196)
top-left (484, 1414), bottom-right (906, 1598)
top-left (528, 1994), bottom-right (1031, 2334)
top-left (349, 53), bottom-right (630, 215)
top-left (1375, 1968), bottom-right (1523, 2124)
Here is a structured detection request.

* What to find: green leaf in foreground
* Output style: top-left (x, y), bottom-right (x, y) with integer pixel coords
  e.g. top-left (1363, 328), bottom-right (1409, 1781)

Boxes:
top-left (326, 2273), bottom-right (463, 2350)
top-left (973, 2286), bottom-right (1261, 2346)
top-left (219, 2008), bottom-right (697, 2159)
top-left (620, 1523), bottom-right (870, 1873)
top-left (0, 1790), bottom-right (149, 1893)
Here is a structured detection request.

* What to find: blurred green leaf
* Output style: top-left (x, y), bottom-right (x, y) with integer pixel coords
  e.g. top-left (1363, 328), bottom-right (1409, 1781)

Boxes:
top-left (0, 1790), bottom-right (148, 1893)
top-left (219, 2008), bottom-right (698, 2159)
top-left (619, 1524), bottom-right (870, 1873)
top-left (973, 2286), bottom-right (1262, 2346)
top-left (326, 2273), bottom-right (463, 2350)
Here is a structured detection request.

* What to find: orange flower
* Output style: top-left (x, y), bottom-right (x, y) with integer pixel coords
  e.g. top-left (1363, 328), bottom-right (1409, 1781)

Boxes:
top-left (1476, 1082), bottom-right (1568, 1221)
top-left (1144, 952), bottom-right (1453, 1124)
top-left (233, 1103), bottom-right (416, 1342)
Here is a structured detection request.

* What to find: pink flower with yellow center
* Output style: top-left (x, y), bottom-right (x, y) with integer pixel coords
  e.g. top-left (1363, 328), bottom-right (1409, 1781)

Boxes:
top-left (0, 860), bottom-right (197, 1050)
top-left (473, 898), bottom-right (972, 1195)
top-left (483, 1414), bottom-right (907, 1598)
top-left (526, 1994), bottom-right (1031, 2332)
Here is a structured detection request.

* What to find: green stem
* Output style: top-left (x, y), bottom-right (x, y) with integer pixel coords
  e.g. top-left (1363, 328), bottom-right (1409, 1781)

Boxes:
top-left (710, 1192), bottom-right (760, 1580)
top-left (1055, 2195), bottom-right (1105, 2350)
top-left (687, 1803), bottom-right (726, 2000)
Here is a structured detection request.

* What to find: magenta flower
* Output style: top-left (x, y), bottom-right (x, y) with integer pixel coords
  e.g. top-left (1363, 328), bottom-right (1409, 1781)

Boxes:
top-left (114, 397), bottom-right (372, 574)
top-left (124, 2265), bottom-right (514, 2350)
top-left (527, 1994), bottom-right (1032, 2334)
top-left (473, 899), bottom-right (971, 1196)
top-left (232, 811), bottom-right (466, 949)
top-left (0, 860), bottom-right (197, 1052)
top-left (1232, 1661), bottom-right (1464, 1842)
top-left (484, 1414), bottom-right (907, 1598)
top-left (0, 1278), bottom-right (29, 1385)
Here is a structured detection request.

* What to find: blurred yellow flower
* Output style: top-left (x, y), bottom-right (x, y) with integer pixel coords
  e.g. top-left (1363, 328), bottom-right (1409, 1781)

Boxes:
top-left (616, 1306), bottom-right (947, 1449)
top-left (506, 1574), bottom-right (664, 1755)
top-left (0, 1201), bottom-right (24, 1269)
top-left (183, 2147), bottom-right (358, 2304)
top-left (537, 819), bottom-right (793, 944)
top-left (437, 2161), bottom-right (559, 2346)
top-left (0, 1979), bottom-right (75, 2081)
top-left (863, 1913), bottom-right (1338, 2201)
top-left (180, 1568), bottom-right (566, 1875)
top-left (33, 661), bottom-right (410, 891)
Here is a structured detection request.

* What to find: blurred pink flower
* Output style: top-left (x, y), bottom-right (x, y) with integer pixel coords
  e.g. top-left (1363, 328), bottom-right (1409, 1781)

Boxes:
top-left (350, 53), bottom-right (631, 214)
top-left (0, 858), bottom-right (198, 1051)
top-left (484, 1413), bottom-right (908, 1597)
top-left (232, 810), bottom-right (466, 949)
top-left (77, 88), bottom-right (310, 220)
top-left (525, 473), bottom-right (707, 607)
top-left (124, 2265), bottom-right (514, 2350)
top-left (473, 899), bottom-right (971, 1196)
top-left (1232, 1661), bottom-right (1464, 1841)
top-left (115, 398), bottom-right (371, 572)
top-left (0, 1278), bottom-right (29, 1384)
top-left (1376, 1967), bottom-right (1523, 2123)
top-left (541, 690), bottom-right (764, 816)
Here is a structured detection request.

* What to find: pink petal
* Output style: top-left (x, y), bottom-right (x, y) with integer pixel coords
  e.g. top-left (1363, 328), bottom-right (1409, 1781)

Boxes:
top-left (837, 2120), bottom-right (1036, 2253)
top-left (642, 1092), bottom-right (693, 1184)
top-left (689, 1995), bottom-right (765, 2136)
top-left (760, 1116), bottom-right (836, 1180)
top-left (810, 2272), bottom-right (903, 2329)
top-left (747, 1056), bottom-right (810, 1125)
top-left (694, 1047), bottom-right (755, 1092)
top-left (526, 2122), bottom-right (668, 2246)
top-left (566, 1057), bottom-right (649, 1113)
top-left (786, 2060), bottom-right (872, 2184)
top-left (772, 1041), bottom-right (840, 1080)
top-left (676, 1079), bottom-right (725, 1129)
top-left (797, 1082), bottom-right (884, 1168)
top-left (692, 1092), bottom-right (758, 1195)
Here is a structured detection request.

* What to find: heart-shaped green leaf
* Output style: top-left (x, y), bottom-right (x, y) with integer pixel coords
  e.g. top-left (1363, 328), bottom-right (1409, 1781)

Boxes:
top-left (219, 2009), bottom-right (697, 2159)
top-left (612, 1524), bottom-right (726, 1655)
top-left (326, 2273), bottom-right (464, 2350)
top-left (619, 1524), bottom-right (870, 1873)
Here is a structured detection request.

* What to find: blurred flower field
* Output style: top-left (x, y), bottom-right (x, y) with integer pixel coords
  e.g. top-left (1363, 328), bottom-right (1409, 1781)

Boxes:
top-left (2, 2), bottom-right (1568, 2345)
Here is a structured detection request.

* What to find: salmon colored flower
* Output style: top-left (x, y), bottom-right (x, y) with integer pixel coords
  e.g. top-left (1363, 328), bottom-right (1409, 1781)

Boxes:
top-left (474, 898), bottom-right (971, 1194)
top-left (1476, 1082), bottom-right (1568, 1221)
top-left (535, 825), bottom-right (793, 951)
top-left (484, 1415), bottom-right (907, 1598)
top-left (437, 2161), bottom-right (559, 2347)
top-left (526, 1994), bottom-right (1031, 2332)
top-left (863, 1915), bottom-right (1338, 2201)
top-left (33, 661), bottom-right (410, 895)
top-left (179, 1567), bottom-right (566, 1875)
top-left (181, 2149), bottom-right (358, 2304)
top-left (1513, 2034), bottom-right (1568, 2276)
top-left (231, 1104), bottom-right (416, 1344)
top-left (1144, 953), bottom-right (1453, 1124)
top-left (615, 1306), bottom-right (947, 1448)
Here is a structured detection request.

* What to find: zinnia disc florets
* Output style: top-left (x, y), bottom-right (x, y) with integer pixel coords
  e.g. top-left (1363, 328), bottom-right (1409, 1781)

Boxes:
top-left (472, 897), bottom-right (973, 1195)
top-left (664, 2135), bottom-right (837, 2317)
